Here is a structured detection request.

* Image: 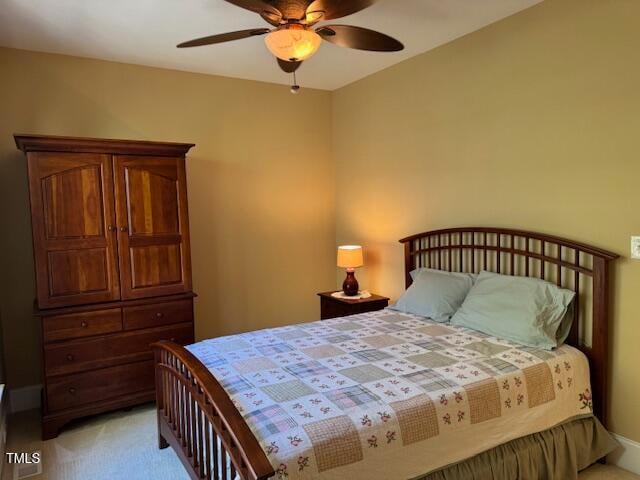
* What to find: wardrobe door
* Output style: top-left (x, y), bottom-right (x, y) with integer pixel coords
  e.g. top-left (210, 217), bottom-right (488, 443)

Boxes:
top-left (113, 155), bottom-right (192, 299)
top-left (27, 152), bottom-right (121, 308)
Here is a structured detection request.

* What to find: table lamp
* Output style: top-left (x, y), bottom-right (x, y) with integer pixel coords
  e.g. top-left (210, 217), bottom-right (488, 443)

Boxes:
top-left (337, 245), bottom-right (364, 296)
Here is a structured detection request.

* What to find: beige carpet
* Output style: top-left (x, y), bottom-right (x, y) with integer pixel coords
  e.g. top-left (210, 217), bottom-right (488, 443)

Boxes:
top-left (579, 465), bottom-right (639, 480)
top-left (4, 405), bottom-right (188, 480)
top-left (4, 405), bottom-right (638, 480)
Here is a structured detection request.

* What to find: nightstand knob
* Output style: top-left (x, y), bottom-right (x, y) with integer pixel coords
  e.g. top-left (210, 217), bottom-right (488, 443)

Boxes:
top-left (156, 312), bottom-right (164, 318)
top-left (170, 337), bottom-right (176, 342)
top-left (66, 354), bottom-right (74, 361)
top-left (81, 321), bottom-right (88, 328)
top-left (69, 387), bottom-right (76, 395)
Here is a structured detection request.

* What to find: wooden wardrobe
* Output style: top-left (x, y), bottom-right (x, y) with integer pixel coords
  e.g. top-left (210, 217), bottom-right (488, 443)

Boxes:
top-left (15, 134), bottom-right (196, 439)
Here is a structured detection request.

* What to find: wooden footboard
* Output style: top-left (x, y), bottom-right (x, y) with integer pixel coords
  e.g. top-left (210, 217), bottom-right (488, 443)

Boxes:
top-left (152, 341), bottom-right (275, 480)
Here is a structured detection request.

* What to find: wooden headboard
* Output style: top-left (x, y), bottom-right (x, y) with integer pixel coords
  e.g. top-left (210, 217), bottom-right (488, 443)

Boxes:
top-left (399, 227), bottom-right (618, 427)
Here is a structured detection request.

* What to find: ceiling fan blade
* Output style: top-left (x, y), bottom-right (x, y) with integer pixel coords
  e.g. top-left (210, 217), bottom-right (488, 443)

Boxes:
top-left (223, 1), bottom-right (282, 25)
top-left (317, 25), bottom-right (403, 52)
top-left (277, 58), bottom-right (303, 73)
top-left (223, 0), bottom-right (278, 14)
top-left (177, 29), bottom-right (271, 48)
top-left (261, 10), bottom-right (283, 26)
top-left (307, 0), bottom-right (375, 20)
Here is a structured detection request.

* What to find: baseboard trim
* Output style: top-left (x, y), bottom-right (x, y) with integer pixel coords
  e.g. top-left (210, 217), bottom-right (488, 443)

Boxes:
top-left (609, 433), bottom-right (640, 475)
top-left (9, 384), bottom-right (41, 413)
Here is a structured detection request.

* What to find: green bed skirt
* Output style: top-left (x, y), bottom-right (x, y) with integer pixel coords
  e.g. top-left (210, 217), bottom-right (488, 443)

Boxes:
top-left (414, 415), bottom-right (618, 480)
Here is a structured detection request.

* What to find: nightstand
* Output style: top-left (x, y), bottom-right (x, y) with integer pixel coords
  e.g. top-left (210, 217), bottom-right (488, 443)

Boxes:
top-left (317, 291), bottom-right (390, 320)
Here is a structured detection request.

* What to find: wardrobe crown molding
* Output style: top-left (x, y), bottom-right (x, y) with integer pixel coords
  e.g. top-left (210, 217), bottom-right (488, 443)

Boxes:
top-left (14, 134), bottom-right (195, 156)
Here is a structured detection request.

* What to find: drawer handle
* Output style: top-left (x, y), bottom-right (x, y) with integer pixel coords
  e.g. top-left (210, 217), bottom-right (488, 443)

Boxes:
top-left (170, 337), bottom-right (176, 342)
top-left (66, 354), bottom-right (75, 362)
top-left (69, 387), bottom-right (76, 395)
top-left (81, 321), bottom-right (88, 328)
top-left (156, 312), bottom-right (164, 318)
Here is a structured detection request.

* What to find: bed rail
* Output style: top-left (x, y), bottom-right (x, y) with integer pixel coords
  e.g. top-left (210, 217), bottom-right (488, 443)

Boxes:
top-left (153, 341), bottom-right (275, 480)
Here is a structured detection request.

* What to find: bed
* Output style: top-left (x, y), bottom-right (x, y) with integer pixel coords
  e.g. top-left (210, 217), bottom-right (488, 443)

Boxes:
top-left (152, 228), bottom-right (619, 480)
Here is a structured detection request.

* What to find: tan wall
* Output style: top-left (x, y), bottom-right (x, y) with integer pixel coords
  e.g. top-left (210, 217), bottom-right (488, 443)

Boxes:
top-left (0, 47), bottom-right (336, 389)
top-left (332, 0), bottom-right (640, 441)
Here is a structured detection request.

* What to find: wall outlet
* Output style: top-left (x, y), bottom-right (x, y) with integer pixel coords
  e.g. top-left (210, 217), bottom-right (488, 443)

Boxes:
top-left (631, 237), bottom-right (640, 259)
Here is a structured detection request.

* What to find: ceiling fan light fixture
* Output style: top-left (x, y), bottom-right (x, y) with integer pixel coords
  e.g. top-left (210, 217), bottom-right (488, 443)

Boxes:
top-left (265, 25), bottom-right (322, 62)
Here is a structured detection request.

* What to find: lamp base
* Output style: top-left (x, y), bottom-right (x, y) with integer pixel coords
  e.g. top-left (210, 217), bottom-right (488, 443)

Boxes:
top-left (342, 269), bottom-right (359, 296)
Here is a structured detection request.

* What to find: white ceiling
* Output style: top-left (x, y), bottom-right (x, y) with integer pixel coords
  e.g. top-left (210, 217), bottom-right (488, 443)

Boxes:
top-left (0, 0), bottom-right (542, 91)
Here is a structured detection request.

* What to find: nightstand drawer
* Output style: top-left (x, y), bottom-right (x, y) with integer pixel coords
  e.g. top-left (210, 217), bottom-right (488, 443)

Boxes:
top-left (44, 322), bottom-right (193, 376)
top-left (47, 361), bottom-right (154, 412)
top-left (123, 299), bottom-right (193, 330)
top-left (43, 309), bottom-right (123, 343)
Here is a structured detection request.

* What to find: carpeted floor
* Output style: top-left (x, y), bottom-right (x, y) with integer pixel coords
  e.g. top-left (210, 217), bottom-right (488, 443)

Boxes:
top-left (579, 465), bottom-right (639, 480)
top-left (4, 405), bottom-right (188, 480)
top-left (4, 405), bottom-right (638, 480)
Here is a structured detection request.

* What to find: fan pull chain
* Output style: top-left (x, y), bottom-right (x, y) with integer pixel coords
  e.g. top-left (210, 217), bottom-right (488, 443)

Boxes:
top-left (290, 71), bottom-right (300, 94)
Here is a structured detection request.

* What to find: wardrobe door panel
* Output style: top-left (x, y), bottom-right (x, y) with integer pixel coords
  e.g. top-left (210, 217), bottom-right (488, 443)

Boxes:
top-left (27, 153), bottom-right (120, 308)
top-left (114, 155), bottom-right (192, 299)
top-left (129, 243), bottom-right (183, 289)
top-left (125, 167), bottom-right (179, 235)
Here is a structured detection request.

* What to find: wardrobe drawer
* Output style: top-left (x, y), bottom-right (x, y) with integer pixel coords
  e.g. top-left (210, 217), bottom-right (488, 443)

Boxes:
top-left (44, 322), bottom-right (194, 376)
top-left (123, 299), bottom-right (193, 330)
top-left (43, 309), bottom-right (123, 343)
top-left (47, 361), bottom-right (154, 412)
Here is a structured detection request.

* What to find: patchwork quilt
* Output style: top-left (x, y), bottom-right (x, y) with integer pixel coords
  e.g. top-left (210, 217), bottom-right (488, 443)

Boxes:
top-left (187, 309), bottom-right (593, 480)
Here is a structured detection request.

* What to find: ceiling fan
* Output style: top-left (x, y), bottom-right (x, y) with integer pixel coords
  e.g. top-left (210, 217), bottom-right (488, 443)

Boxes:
top-left (177, 0), bottom-right (404, 91)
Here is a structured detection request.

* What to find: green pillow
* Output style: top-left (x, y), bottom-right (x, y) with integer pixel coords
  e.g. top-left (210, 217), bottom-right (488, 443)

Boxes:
top-left (391, 269), bottom-right (475, 322)
top-left (410, 268), bottom-right (478, 283)
top-left (451, 271), bottom-right (575, 350)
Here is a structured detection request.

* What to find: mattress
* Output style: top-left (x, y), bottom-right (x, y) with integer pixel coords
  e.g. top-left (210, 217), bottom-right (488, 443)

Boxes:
top-left (187, 309), bottom-right (594, 480)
